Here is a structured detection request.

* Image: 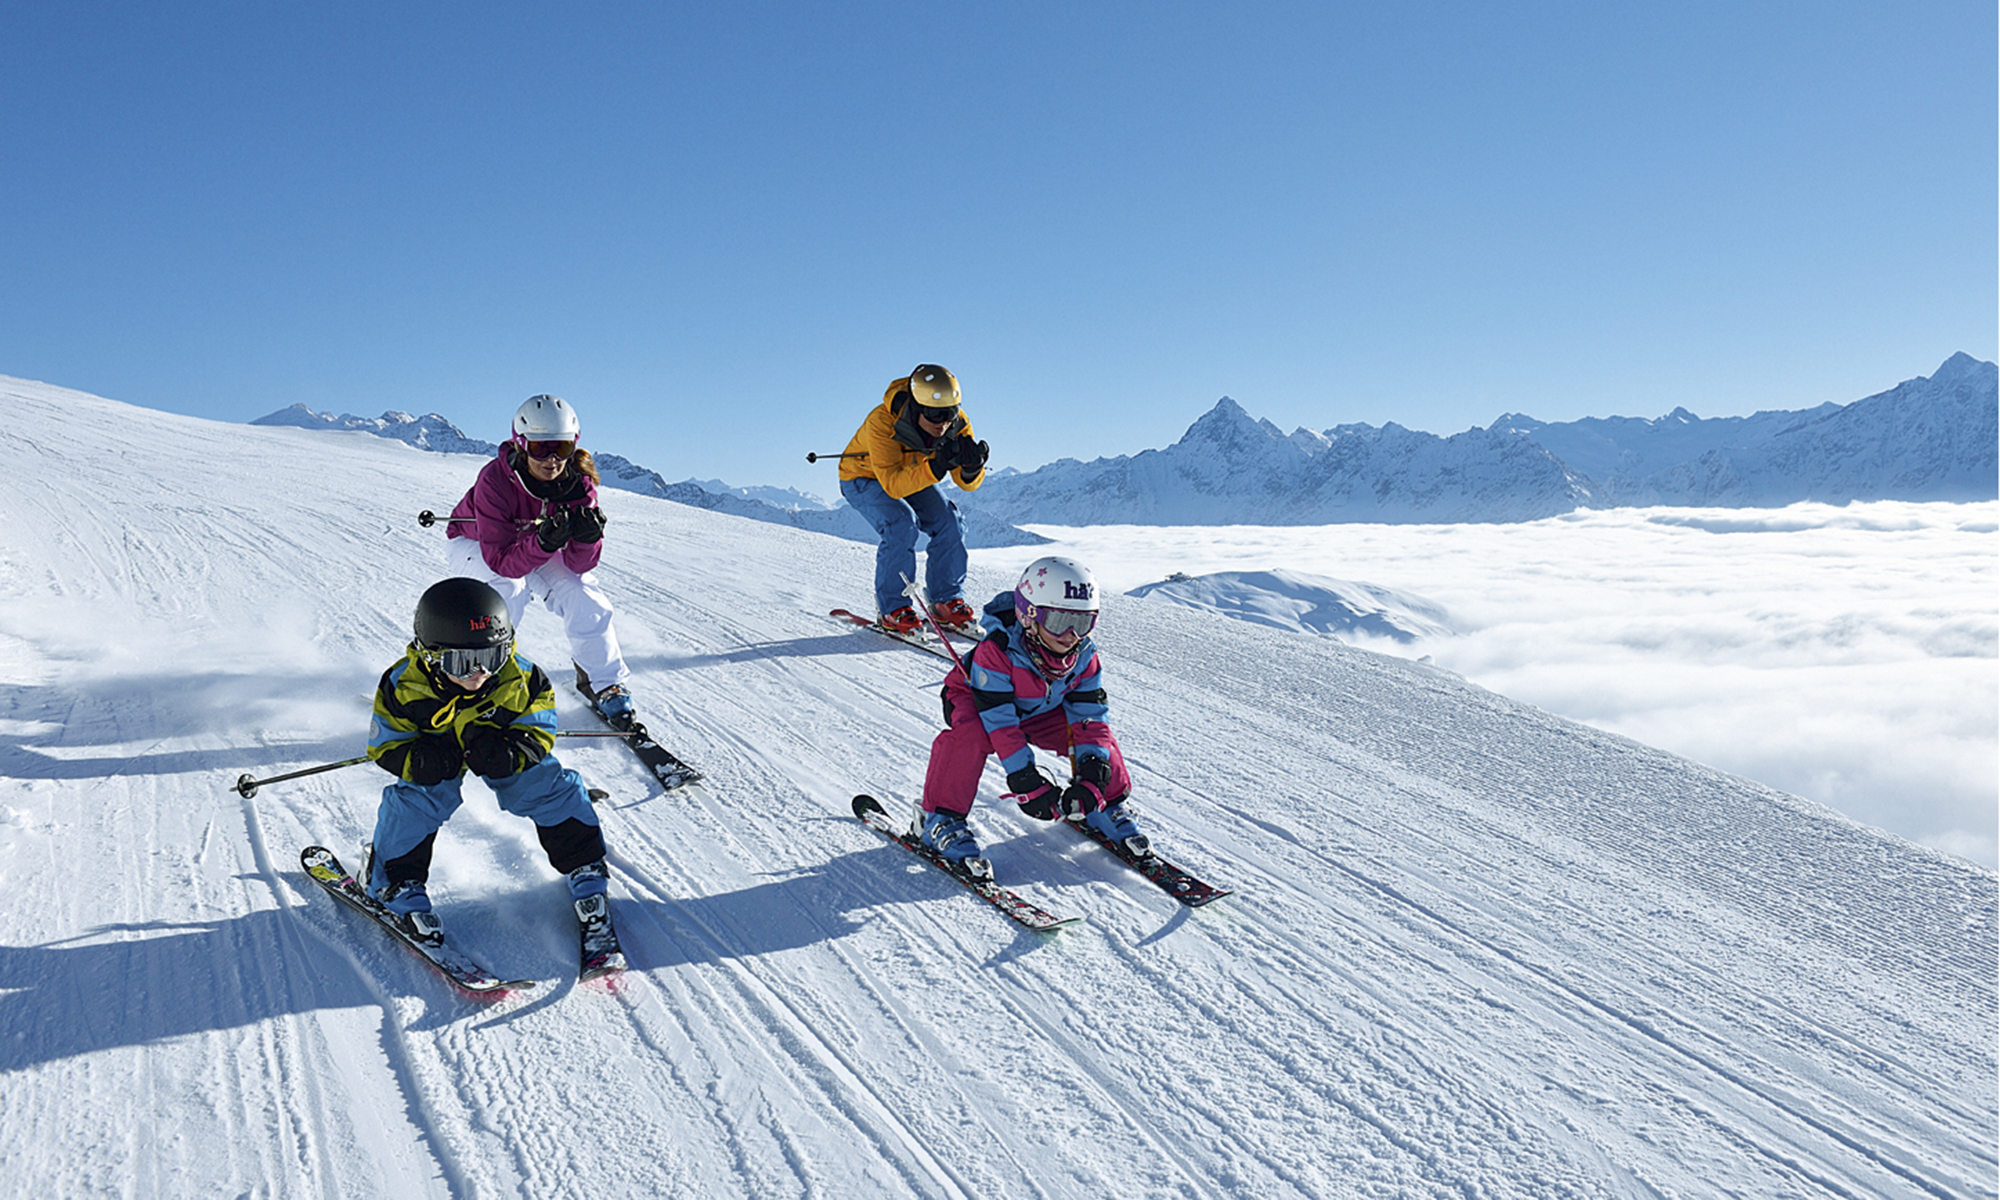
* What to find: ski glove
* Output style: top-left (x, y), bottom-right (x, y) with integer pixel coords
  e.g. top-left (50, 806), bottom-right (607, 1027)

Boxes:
top-left (401, 735), bottom-right (463, 787)
top-left (929, 436), bottom-right (962, 478)
top-left (569, 505), bottom-right (607, 544)
top-left (955, 435), bottom-right (989, 474)
top-left (1060, 755), bottom-right (1112, 817)
top-left (1007, 765), bottom-right (1064, 821)
top-left (463, 725), bottom-right (540, 779)
top-left (536, 507), bottom-right (573, 553)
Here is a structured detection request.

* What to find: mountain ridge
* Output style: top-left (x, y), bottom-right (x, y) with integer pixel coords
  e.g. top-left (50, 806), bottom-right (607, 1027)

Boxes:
top-left (963, 353), bottom-right (1997, 525)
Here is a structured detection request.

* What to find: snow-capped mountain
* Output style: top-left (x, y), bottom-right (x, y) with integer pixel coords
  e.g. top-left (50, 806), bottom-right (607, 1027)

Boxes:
top-left (1501, 352), bottom-right (2000, 506)
top-left (252, 403), bottom-right (1048, 549)
top-left (966, 397), bottom-right (1604, 526)
top-left (6, 374), bottom-right (1996, 1197)
top-left (1128, 569), bottom-right (1453, 644)
top-left (965, 354), bottom-right (1998, 526)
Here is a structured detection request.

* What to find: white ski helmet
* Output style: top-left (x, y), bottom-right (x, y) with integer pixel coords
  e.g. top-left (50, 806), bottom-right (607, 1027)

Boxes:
top-left (1016, 556), bottom-right (1099, 615)
top-left (512, 394), bottom-right (580, 443)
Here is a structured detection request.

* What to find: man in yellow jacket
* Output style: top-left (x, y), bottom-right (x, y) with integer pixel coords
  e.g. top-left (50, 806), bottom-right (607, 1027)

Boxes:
top-left (839, 364), bottom-right (990, 633)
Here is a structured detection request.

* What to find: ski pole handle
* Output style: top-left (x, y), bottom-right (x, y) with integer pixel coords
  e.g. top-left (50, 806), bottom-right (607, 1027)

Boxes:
top-left (805, 451), bottom-right (869, 463)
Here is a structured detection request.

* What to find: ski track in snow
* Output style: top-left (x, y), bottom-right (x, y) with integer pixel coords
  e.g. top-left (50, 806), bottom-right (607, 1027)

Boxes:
top-left (1, 376), bottom-right (1994, 1199)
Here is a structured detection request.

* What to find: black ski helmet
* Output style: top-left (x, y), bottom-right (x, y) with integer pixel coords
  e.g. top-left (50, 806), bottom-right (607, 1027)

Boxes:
top-left (413, 578), bottom-right (513, 650)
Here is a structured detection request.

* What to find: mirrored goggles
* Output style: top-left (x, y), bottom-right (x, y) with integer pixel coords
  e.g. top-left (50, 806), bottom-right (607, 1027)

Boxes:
top-left (525, 438), bottom-right (576, 460)
top-left (424, 643), bottom-right (511, 678)
top-left (1030, 606), bottom-right (1098, 638)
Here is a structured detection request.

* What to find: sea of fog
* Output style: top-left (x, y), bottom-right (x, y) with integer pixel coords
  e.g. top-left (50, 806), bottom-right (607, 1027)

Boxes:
top-left (981, 501), bottom-right (1998, 868)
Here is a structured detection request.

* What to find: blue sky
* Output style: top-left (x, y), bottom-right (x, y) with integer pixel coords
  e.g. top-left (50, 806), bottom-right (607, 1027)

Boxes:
top-left (4, 2), bottom-right (1993, 497)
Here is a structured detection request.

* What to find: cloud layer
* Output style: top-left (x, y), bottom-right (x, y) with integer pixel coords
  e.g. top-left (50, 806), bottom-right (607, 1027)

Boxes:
top-left (990, 501), bottom-right (1998, 867)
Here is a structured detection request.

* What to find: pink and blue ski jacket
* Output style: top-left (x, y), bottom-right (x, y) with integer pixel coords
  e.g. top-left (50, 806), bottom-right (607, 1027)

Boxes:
top-left (943, 591), bottom-right (1114, 776)
top-left (447, 447), bottom-right (603, 579)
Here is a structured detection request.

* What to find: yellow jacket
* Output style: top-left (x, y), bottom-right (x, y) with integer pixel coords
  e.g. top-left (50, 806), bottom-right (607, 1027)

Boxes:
top-left (839, 377), bottom-right (985, 500)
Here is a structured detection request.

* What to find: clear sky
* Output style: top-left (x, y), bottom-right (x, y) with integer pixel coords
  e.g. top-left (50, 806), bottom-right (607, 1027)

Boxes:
top-left (4, 2), bottom-right (1993, 498)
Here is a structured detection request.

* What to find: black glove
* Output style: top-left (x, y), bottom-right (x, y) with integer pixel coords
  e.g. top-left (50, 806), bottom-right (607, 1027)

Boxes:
top-left (955, 435), bottom-right (988, 474)
top-left (929, 436), bottom-right (962, 478)
top-left (1060, 755), bottom-right (1112, 817)
top-left (536, 507), bottom-right (573, 553)
top-left (463, 725), bottom-right (540, 779)
top-left (402, 735), bottom-right (462, 786)
top-left (1007, 765), bottom-right (1063, 821)
top-left (569, 505), bottom-right (606, 544)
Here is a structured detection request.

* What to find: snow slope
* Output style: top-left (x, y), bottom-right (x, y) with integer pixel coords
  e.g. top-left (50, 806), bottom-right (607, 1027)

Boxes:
top-left (3, 376), bottom-right (1994, 1198)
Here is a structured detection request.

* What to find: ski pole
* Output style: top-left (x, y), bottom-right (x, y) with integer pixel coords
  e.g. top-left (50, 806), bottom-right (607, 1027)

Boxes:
top-left (901, 573), bottom-right (968, 675)
top-left (805, 451), bottom-right (869, 463)
top-left (234, 755), bottom-right (371, 798)
top-left (417, 509), bottom-right (548, 530)
top-left (233, 731), bottom-right (640, 797)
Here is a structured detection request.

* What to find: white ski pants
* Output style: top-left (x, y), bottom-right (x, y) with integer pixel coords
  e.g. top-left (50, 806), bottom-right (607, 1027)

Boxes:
top-left (446, 538), bottom-right (630, 694)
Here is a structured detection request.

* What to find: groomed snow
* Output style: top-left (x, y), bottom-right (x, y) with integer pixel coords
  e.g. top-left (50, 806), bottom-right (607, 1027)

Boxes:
top-left (3, 376), bottom-right (1994, 1198)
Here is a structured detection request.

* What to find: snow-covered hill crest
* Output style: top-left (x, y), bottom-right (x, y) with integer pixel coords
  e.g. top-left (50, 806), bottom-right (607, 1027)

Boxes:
top-left (7, 375), bottom-right (1996, 1198)
top-left (967, 354), bottom-right (1998, 525)
top-left (253, 402), bottom-right (1049, 549)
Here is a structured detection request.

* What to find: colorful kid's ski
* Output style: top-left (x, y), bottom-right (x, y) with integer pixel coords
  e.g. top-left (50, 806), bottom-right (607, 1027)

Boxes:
top-left (851, 794), bottom-right (1081, 933)
top-left (301, 846), bottom-right (538, 997)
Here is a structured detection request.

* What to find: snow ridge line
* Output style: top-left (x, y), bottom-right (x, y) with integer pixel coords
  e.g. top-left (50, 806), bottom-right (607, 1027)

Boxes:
top-left (603, 845), bottom-right (972, 1199)
top-left (238, 791), bottom-right (482, 1198)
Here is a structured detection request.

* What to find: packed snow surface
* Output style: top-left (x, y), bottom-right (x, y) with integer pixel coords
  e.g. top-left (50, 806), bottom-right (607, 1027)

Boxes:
top-left (2, 376), bottom-right (1995, 1198)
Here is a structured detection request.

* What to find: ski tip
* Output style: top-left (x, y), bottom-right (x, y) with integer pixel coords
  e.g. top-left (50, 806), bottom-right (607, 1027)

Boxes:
top-left (851, 793), bottom-right (885, 819)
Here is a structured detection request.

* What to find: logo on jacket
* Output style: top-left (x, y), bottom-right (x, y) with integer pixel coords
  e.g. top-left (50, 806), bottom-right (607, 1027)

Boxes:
top-left (1063, 581), bottom-right (1094, 602)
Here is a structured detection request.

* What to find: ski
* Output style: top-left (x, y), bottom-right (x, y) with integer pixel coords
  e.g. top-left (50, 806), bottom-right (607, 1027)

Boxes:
top-left (828, 609), bottom-right (964, 661)
top-left (573, 667), bottom-right (702, 790)
top-left (574, 894), bottom-right (626, 982)
top-left (852, 794), bottom-right (1081, 933)
top-left (1065, 820), bottom-right (1233, 907)
top-left (300, 846), bottom-right (538, 997)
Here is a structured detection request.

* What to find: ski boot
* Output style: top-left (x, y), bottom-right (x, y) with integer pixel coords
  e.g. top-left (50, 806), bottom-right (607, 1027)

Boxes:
top-left (919, 809), bottom-right (992, 882)
top-left (569, 861), bottom-right (625, 976)
top-left (878, 606), bottom-right (923, 635)
top-left (594, 684), bottom-right (636, 727)
top-left (378, 879), bottom-right (444, 948)
top-left (929, 597), bottom-right (978, 636)
top-left (1083, 798), bottom-right (1154, 861)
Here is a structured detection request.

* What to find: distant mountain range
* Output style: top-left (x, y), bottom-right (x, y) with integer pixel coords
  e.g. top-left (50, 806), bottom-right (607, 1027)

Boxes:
top-left (255, 352), bottom-right (1995, 534)
top-left (958, 353), bottom-right (1997, 526)
top-left (249, 405), bottom-right (1049, 548)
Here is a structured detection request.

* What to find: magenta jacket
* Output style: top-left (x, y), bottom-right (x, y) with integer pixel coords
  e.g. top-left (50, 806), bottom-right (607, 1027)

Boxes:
top-left (447, 447), bottom-right (604, 578)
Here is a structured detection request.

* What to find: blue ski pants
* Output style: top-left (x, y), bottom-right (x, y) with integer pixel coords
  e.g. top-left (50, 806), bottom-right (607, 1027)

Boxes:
top-left (841, 477), bottom-right (968, 615)
top-left (368, 755), bottom-right (601, 892)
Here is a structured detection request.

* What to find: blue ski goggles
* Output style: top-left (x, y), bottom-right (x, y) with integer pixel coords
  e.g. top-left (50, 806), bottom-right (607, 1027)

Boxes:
top-left (421, 643), bottom-right (511, 678)
top-left (1028, 605), bottom-right (1098, 638)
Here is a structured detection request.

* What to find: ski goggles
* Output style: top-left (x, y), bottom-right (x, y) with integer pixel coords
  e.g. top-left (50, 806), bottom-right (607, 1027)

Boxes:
top-left (1028, 605), bottom-right (1098, 638)
top-left (523, 438), bottom-right (576, 460)
top-left (422, 643), bottom-right (511, 678)
top-left (914, 405), bottom-right (957, 424)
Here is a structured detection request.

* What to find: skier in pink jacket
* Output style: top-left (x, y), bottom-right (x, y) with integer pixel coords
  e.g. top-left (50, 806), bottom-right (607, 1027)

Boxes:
top-left (916, 556), bottom-right (1151, 880)
top-left (445, 394), bottom-right (636, 724)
